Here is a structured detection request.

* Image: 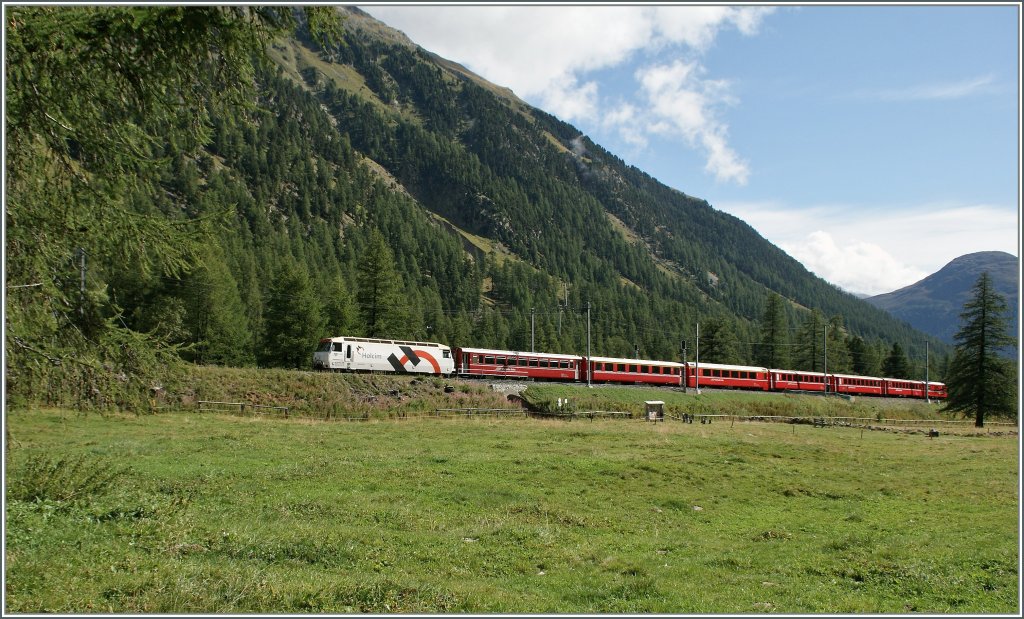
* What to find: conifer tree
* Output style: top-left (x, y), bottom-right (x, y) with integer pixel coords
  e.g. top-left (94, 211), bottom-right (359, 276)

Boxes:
top-left (755, 293), bottom-right (790, 369)
top-left (826, 315), bottom-right (852, 374)
top-left (184, 245), bottom-right (254, 366)
top-left (260, 261), bottom-right (325, 368)
top-left (795, 309), bottom-right (825, 372)
top-left (944, 272), bottom-right (1017, 427)
top-left (700, 316), bottom-right (741, 364)
top-left (356, 229), bottom-right (408, 338)
top-left (847, 335), bottom-right (880, 376)
top-left (881, 342), bottom-right (912, 379)
top-left (323, 274), bottom-right (357, 336)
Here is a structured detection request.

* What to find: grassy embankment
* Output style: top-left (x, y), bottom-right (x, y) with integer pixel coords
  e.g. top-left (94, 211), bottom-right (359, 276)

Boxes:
top-left (149, 364), bottom-right (987, 428)
top-left (5, 403), bottom-right (1018, 613)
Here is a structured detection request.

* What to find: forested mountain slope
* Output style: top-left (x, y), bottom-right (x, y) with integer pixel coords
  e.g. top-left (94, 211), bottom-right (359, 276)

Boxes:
top-left (265, 7), bottom-right (945, 364)
top-left (5, 6), bottom-right (951, 413)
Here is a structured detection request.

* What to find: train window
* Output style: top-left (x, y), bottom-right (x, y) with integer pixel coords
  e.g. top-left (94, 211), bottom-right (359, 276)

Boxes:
top-left (484, 356), bottom-right (494, 364)
top-left (496, 357), bottom-right (505, 366)
top-left (443, 350), bottom-right (450, 359)
top-left (540, 360), bottom-right (549, 368)
top-left (530, 359), bottom-right (539, 367)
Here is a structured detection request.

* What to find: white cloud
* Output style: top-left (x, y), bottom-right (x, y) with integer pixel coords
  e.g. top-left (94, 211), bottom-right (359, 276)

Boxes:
top-left (780, 231), bottom-right (929, 296)
top-left (361, 5), bottom-right (772, 184)
top-left (852, 74), bottom-right (999, 102)
top-left (602, 59), bottom-right (748, 184)
top-left (716, 200), bottom-right (1019, 295)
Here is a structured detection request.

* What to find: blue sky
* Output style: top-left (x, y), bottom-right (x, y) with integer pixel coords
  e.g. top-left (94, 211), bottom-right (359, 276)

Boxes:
top-left (361, 3), bottom-right (1020, 295)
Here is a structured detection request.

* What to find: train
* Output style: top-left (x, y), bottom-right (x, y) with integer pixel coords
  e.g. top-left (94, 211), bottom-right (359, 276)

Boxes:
top-left (313, 335), bottom-right (946, 400)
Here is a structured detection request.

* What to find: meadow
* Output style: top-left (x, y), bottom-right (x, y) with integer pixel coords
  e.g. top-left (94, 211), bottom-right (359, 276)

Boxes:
top-left (4, 404), bottom-right (1019, 614)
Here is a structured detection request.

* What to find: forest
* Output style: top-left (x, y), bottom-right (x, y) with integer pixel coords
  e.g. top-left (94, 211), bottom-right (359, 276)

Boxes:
top-left (4, 6), bottom-right (951, 411)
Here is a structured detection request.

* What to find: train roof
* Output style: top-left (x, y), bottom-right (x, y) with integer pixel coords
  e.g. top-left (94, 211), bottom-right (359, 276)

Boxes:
top-left (319, 335), bottom-right (449, 348)
top-left (830, 373), bottom-right (885, 381)
top-left (689, 362), bottom-right (769, 372)
top-left (455, 347), bottom-right (583, 360)
top-left (588, 355), bottom-right (684, 366)
top-left (769, 369), bottom-right (825, 376)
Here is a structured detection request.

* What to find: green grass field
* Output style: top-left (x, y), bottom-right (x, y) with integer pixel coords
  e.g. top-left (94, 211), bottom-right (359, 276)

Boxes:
top-left (4, 407), bottom-right (1019, 613)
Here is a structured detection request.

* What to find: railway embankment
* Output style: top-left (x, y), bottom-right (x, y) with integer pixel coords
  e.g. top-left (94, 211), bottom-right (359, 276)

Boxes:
top-left (126, 364), bottom-right (1017, 432)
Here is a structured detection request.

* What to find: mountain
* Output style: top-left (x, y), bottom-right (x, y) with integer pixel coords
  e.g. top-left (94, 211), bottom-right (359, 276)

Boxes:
top-left (866, 252), bottom-right (1019, 352)
top-left (254, 7), bottom-right (948, 361)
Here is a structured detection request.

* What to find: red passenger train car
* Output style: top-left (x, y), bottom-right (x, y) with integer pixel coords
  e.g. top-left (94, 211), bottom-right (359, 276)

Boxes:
top-left (770, 369), bottom-right (828, 393)
top-left (926, 382), bottom-right (947, 399)
top-left (454, 347), bottom-right (582, 381)
top-left (585, 356), bottom-right (684, 386)
top-left (830, 373), bottom-right (885, 396)
top-left (686, 362), bottom-right (771, 391)
top-left (883, 378), bottom-right (926, 398)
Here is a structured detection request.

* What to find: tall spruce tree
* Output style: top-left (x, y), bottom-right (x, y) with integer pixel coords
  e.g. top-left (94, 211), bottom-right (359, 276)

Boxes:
top-left (755, 293), bottom-right (790, 369)
top-left (184, 244), bottom-right (254, 366)
top-left (795, 309), bottom-right (825, 372)
top-left (699, 316), bottom-right (741, 364)
top-left (356, 229), bottom-right (408, 338)
top-left (260, 261), bottom-right (326, 368)
top-left (881, 342), bottom-right (912, 379)
top-left (944, 272), bottom-right (1017, 427)
top-left (826, 315), bottom-right (852, 374)
top-left (847, 335), bottom-right (880, 376)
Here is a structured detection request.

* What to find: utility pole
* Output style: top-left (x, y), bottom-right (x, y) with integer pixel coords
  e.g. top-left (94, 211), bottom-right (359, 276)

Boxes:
top-left (635, 343), bottom-right (639, 360)
top-left (823, 326), bottom-right (828, 394)
top-left (531, 307), bottom-right (535, 353)
top-left (558, 282), bottom-right (567, 337)
top-left (925, 341), bottom-right (930, 404)
top-left (695, 322), bottom-right (700, 394)
top-left (586, 302), bottom-right (591, 388)
top-left (681, 339), bottom-right (688, 392)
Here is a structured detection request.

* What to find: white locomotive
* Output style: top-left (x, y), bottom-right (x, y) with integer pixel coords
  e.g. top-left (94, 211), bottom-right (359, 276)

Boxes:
top-left (313, 336), bottom-right (455, 375)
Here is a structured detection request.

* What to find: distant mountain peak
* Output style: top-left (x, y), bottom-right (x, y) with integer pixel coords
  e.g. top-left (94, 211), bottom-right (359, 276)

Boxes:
top-left (866, 251), bottom-right (1019, 351)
